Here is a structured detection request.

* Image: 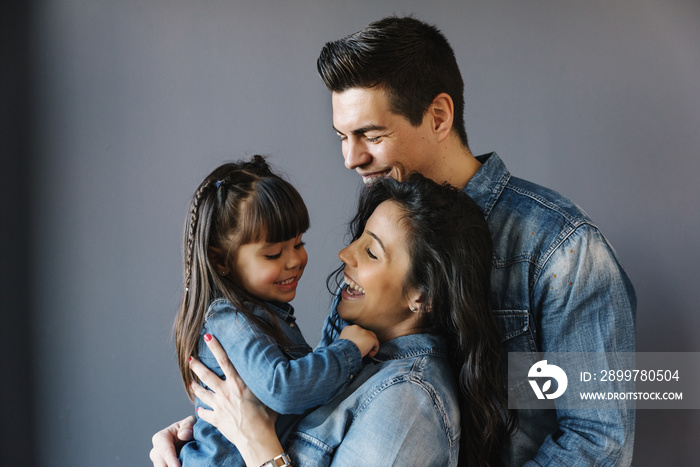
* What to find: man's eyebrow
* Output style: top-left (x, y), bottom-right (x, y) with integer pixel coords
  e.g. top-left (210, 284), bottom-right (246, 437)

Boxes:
top-left (367, 230), bottom-right (388, 256)
top-left (333, 124), bottom-right (387, 136)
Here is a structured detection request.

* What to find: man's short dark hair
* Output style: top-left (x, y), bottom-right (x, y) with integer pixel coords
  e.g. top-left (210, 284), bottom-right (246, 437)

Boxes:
top-left (317, 15), bottom-right (469, 148)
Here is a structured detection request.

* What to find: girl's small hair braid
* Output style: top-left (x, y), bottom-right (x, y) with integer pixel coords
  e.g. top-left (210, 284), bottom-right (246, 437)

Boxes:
top-left (184, 180), bottom-right (212, 292)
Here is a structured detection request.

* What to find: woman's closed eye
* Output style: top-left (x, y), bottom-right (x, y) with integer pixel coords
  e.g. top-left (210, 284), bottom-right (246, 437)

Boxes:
top-left (294, 241), bottom-right (306, 250)
top-left (366, 247), bottom-right (378, 260)
top-left (264, 252), bottom-right (282, 260)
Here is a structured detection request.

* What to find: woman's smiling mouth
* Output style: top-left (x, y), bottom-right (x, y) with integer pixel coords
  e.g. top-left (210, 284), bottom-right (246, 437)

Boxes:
top-left (343, 275), bottom-right (366, 295)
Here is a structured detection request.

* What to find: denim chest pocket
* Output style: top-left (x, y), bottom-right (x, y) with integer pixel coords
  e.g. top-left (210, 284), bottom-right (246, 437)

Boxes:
top-left (282, 344), bottom-right (312, 360)
top-left (495, 310), bottom-right (539, 395)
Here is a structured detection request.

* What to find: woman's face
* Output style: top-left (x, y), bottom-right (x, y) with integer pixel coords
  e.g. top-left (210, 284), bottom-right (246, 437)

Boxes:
top-left (337, 200), bottom-right (422, 342)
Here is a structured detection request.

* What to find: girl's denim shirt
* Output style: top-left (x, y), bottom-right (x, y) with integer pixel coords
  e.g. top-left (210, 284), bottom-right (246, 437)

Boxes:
top-left (179, 298), bottom-right (362, 466)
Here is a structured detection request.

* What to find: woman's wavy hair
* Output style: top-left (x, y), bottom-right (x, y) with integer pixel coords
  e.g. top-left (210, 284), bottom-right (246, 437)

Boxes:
top-left (174, 155), bottom-right (310, 400)
top-left (330, 174), bottom-right (514, 466)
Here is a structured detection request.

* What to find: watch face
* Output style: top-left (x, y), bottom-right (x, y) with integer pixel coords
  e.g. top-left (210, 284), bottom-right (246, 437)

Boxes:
top-left (260, 453), bottom-right (292, 467)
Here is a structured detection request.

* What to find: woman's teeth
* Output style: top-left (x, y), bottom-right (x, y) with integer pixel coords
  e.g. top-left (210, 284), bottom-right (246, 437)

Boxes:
top-left (276, 277), bottom-right (295, 285)
top-left (344, 277), bottom-right (365, 294)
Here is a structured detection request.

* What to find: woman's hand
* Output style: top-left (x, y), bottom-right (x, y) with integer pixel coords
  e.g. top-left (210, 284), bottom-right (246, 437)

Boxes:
top-left (149, 416), bottom-right (195, 467)
top-left (189, 334), bottom-right (285, 466)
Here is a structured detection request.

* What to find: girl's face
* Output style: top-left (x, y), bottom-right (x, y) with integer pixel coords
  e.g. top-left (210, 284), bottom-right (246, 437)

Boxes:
top-left (337, 201), bottom-right (422, 342)
top-left (233, 233), bottom-right (308, 303)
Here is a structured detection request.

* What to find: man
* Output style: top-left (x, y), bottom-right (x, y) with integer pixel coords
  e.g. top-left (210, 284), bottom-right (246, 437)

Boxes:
top-left (152, 16), bottom-right (636, 466)
top-left (319, 16), bottom-right (636, 466)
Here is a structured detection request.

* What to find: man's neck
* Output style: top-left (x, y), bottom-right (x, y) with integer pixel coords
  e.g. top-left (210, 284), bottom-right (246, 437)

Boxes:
top-left (431, 138), bottom-right (481, 190)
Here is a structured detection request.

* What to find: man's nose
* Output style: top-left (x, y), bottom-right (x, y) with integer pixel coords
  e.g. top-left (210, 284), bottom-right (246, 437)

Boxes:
top-left (344, 139), bottom-right (371, 170)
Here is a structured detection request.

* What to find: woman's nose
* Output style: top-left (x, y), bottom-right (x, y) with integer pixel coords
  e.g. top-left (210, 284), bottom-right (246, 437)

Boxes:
top-left (338, 243), bottom-right (355, 266)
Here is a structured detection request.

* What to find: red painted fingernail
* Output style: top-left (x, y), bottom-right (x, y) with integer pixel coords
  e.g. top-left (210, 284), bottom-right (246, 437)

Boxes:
top-left (204, 334), bottom-right (212, 342)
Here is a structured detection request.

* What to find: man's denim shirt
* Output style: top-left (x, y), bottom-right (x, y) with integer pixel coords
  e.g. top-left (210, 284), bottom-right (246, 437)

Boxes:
top-left (467, 153), bottom-right (637, 466)
top-left (282, 306), bottom-right (461, 466)
top-left (179, 299), bottom-right (362, 466)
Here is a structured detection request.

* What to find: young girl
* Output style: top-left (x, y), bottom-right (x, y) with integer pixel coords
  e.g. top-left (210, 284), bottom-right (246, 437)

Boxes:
top-left (174, 155), bottom-right (378, 466)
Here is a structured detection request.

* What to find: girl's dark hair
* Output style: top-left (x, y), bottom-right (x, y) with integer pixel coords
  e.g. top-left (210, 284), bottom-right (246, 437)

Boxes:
top-left (330, 174), bottom-right (513, 466)
top-left (317, 15), bottom-right (469, 148)
top-left (174, 155), bottom-right (310, 400)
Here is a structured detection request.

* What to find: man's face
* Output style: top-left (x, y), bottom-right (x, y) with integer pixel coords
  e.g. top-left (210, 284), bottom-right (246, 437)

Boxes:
top-left (332, 87), bottom-right (436, 185)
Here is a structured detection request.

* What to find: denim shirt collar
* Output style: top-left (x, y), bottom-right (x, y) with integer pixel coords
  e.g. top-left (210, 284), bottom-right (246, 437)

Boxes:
top-left (208, 298), bottom-right (297, 326)
top-left (464, 152), bottom-right (511, 218)
top-left (372, 333), bottom-right (449, 362)
top-left (259, 300), bottom-right (297, 325)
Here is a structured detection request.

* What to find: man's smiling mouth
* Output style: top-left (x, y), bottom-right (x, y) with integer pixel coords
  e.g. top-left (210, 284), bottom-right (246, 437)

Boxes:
top-left (361, 170), bottom-right (391, 185)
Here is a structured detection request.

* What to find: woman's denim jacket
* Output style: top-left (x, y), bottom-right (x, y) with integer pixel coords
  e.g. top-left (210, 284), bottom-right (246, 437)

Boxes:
top-left (468, 153), bottom-right (637, 466)
top-left (179, 298), bottom-right (362, 466)
top-left (282, 305), bottom-right (461, 466)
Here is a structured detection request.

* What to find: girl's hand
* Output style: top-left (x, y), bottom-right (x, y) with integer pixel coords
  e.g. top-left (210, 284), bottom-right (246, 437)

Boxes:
top-left (339, 324), bottom-right (380, 358)
top-left (188, 334), bottom-right (284, 466)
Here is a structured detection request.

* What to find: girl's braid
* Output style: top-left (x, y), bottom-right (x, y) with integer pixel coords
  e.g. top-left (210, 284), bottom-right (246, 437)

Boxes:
top-left (184, 180), bottom-right (213, 292)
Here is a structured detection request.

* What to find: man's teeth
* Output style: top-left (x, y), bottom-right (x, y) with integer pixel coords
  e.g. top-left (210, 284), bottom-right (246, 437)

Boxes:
top-left (362, 172), bottom-right (390, 186)
top-left (344, 277), bottom-right (365, 294)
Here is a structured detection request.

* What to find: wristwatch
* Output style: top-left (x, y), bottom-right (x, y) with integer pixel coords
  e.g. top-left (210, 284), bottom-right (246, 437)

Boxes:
top-left (259, 452), bottom-right (293, 467)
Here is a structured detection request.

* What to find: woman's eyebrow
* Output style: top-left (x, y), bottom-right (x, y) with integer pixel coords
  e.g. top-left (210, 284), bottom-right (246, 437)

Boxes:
top-left (367, 230), bottom-right (388, 256)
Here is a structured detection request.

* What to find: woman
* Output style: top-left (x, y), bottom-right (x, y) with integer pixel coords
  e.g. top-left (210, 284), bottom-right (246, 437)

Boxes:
top-left (152, 174), bottom-right (512, 466)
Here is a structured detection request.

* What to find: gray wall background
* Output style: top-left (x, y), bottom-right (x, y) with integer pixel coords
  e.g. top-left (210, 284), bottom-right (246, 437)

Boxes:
top-left (2, 1), bottom-right (698, 465)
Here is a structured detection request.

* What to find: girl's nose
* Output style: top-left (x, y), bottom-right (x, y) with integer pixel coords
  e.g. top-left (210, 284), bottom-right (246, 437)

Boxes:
top-left (286, 250), bottom-right (301, 269)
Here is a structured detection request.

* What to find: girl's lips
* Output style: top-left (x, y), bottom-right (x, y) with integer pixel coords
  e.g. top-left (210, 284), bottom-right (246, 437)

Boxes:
top-left (275, 276), bottom-right (299, 291)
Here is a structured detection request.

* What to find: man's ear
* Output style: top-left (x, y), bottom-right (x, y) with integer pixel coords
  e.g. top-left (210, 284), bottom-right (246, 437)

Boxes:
top-left (429, 93), bottom-right (455, 143)
top-left (208, 246), bottom-right (229, 275)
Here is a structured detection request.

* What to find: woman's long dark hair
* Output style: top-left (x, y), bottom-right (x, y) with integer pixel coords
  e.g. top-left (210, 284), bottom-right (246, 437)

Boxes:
top-left (331, 174), bottom-right (514, 466)
top-left (174, 155), bottom-right (310, 400)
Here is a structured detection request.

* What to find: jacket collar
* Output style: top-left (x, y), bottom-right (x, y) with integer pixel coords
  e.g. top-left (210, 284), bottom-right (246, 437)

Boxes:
top-left (373, 333), bottom-right (448, 362)
top-left (464, 152), bottom-right (511, 218)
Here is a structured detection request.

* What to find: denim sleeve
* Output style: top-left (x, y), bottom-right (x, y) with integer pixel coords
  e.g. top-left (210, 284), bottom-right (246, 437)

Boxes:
top-left (317, 290), bottom-right (350, 350)
top-left (205, 310), bottom-right (362, 415)
top-left (528, 224), bottom-right (636, 466)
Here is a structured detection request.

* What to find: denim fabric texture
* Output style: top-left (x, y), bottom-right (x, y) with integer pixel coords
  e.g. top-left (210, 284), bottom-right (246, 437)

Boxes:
top-left (467, 153), bottom-right (637, 466)
top-left (284, 305), bottom-right (461, 466)
top-left (179, 299), bottom-right (362, 466)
